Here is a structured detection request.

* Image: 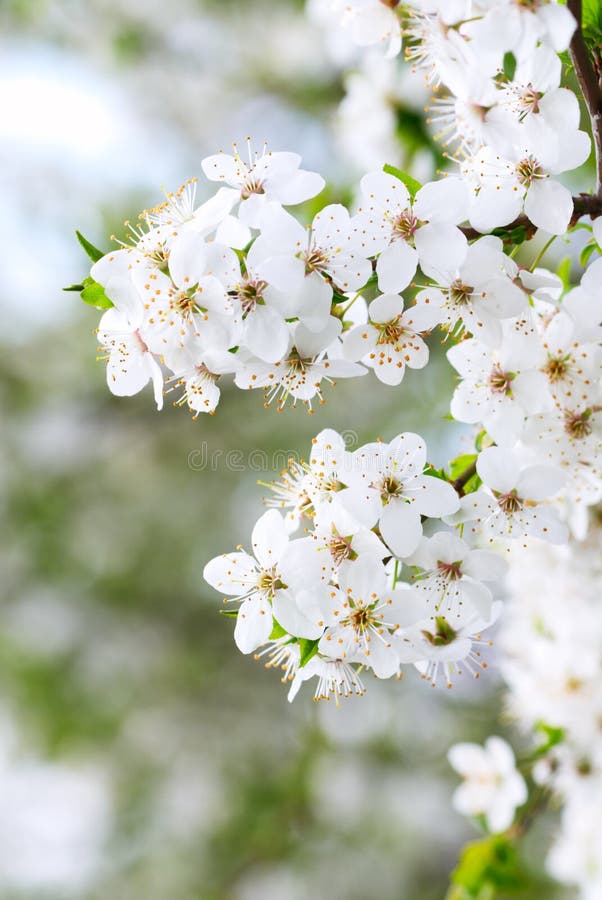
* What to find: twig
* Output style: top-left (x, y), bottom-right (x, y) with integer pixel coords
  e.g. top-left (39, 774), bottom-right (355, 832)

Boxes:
top-left (452, 458), bottom-right (478, 497)
top-left (460, 193), bottom-right (602, 242)
top-left (568, 0), bottom-right (602, 194)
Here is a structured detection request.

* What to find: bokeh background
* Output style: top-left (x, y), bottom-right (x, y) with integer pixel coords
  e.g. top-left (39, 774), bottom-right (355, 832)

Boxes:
top-left (0, 2), bottom-right (584, 897)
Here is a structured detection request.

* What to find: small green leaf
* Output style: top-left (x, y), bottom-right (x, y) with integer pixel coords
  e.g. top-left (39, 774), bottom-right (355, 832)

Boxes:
top-left (76, 230), bottom-right (105, 263)
top-left (80, 278), bottom-right (114, 310)
top-left (219, 608), bottom-right (239, 618)
top-left (298, 638), bottom-right (319, 668)
top-left (474, 430), bottom-right (488, 453)
top-left (423, 463), bottom-right (448, 482)
top-left (451, 835), bottom-right (526, 897)
top-left (535, 722), bottom-right (565, 752)
top-left (556, 255), bottom-right (572, 289)
top-left (502, 51), bottom-right (517, 81)
top-left (383, 163), bottom-right (423, 200)
top-left (269, 619), bottom-right (288, 640)
top-left (580, 242), bottom-right (597, 268)
top-left (63, 283), bottom-right (85, 292)
top-left (331, 290), bottom-right (349, 305)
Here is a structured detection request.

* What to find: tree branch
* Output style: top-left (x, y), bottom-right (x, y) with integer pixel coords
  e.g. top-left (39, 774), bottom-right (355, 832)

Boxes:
top-left (460, 193), bottom-right (602, 242)
top-left (452, 458), bottom-right (478, 497)
top-left (568, 0), bottom-right (602, 195)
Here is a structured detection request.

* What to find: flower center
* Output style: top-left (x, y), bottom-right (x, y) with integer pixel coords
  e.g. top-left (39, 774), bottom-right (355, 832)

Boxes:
top-left (544, 354), bottom-right (570, 382)
top-left (519, 86), bottom-right (541, 115)
top-left (376, 317), bottom-right (406, 345)
top-left (286, 348), bottom-right (309, 374)
top-left (170, 289), bottom-right (199, 318)
top-left (421, 615), bottom-right (457, 646)
top-left (303, 246), bottom-right (330, 276)
top-left (497, 491), bottom-right (523, 514)
top-left (515, 155), bottom-right (544, 187)
top-left (328, 531), bottom-right (358, 565)
top-left (392, 209), bottom-right (420, 242)
top-left (489, 365), bottom-right (514, 395)
top-left (379, 475), bottom-right (404, 503)
top-left (241, 176), bottom-right (265, 200)
top-left (235, 278), bottom-right (267, 316)
top-left (564, 410), bottom-right (592, 439)
top-left (256, 567), bottom-right (285, 597)
top-left (449, 280), bottom-right (474, 306)
top-left (436, 561), bottom-right (463, 581)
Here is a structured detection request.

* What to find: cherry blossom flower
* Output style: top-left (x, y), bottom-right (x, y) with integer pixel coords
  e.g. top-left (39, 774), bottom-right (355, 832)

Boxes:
top-left (201, 143), bottom-right (324, 227)
top-left (413, 236), bottom-right (526, 346)
top-left (342, 293), bottom-right (438, 385)
top-left (97, 307), bottom-right (164, 409)
top-left (235, 319), bottom-right (366, 410)
top-left (203, 510), bottom-right (325, 653)
top-left (448, 737), bottom-right (527, 832)
top-left (406, 530), bottom-right (506, 621)
top-left (340, 432), bottom-right (460, 557)
top-left (316, 557), bottom-right (425, 678)
top-left (451, 446), bottom-right (568, 544)
top-left (356, 170), bottom-right (469, 293)
top-left (447, 328), bottom-right (552, 446)
top-left (251, 203), bottom-right (373, 296)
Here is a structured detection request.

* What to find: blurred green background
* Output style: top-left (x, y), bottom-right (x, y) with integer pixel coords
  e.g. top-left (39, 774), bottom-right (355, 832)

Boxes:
top-left (0, 1), bottom-right (576, 897)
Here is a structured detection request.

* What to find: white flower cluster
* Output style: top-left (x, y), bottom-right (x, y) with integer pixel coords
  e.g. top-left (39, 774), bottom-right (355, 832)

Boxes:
top-left (84, 3), bottom-right (597, 439)
top-left (323, 0), bottom-right (589, 234)
top-left (496, 532), bottom-right (602, 899)
top-left (203, 426), bottom-right (575, 701)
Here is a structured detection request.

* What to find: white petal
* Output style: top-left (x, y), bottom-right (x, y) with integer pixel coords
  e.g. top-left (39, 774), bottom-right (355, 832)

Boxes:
top-left (244, 306), bottom-right (289, 363)
top-left (524, 179), bottom-right (572, 235)
top-left (379, 501), bottom-right (423, 557)
top-left (477, 446), bottom-right (519, 493)
top-left (516, 465), bottom-right (566, 501)
top-left (203, 552), bottom-right (257, 593)
top-left (376, 241), bottom-right (418, 293)
top-left (414, 176), bottom-right (469, 224)
top-left (251, 510), bottom-right (289, 569)
top-left (234, 596), bottom-right (273, 654)
top-left (414, 223), bottom-right (467, 283)
top-left (272, 590), bottom-right (323, 640)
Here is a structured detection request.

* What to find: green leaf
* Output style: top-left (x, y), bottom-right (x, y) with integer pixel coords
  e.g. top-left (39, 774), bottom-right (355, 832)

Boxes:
top-left (63, 283), bottom-right (85, 292)
top-left (580, 242), bottom-right (597, 268)
top-left (502, 51), bottom-right (517, 81)
top-left (474, 430), bottom-right (488, 453)
top-left (451, 835), bottom-right (526, 898)
top-left (80, 278), bottom-right (114, 310)
top-left (269, 619), bottom-right (288, 641)
top-left (556, 255), bottom-right (572, 290)
top-left (535, 722), bottom-right (565, 753)
top-left (298, 638), bottom-right (319, 668)
top-left (423, 463), bottom-right (448, 482)
top-left (583, 0), bottom-right (602, 49)
top-left (75, 230), bottom-right (105, 263)
top-left (219, 608), bottom-right (238, 618)
top-left (383, 163), bottom-right (422, 200)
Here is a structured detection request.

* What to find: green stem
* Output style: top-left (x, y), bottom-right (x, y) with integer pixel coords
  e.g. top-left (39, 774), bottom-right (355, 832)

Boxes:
top-left (529, 235), bottom-right (557, 271)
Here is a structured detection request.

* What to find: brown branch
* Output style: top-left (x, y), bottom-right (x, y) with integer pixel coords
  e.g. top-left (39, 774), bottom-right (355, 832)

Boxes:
top-left (568, 0), bottom-right (602, 194)
top-left (460, 193), bottom-right (602, 242)
top-left (452, 459), bottom-right (478, 497)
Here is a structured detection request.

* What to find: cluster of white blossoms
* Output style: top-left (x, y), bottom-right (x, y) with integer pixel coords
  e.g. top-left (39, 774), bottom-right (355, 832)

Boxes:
top-left (203, 426), bottom-right (574, 701)
top-left (75, 0), bottom-right (602, 892)
top-left (84, 1), bottom-right (597, 426)
top-left (491, 530), bottom-right (602, 898)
